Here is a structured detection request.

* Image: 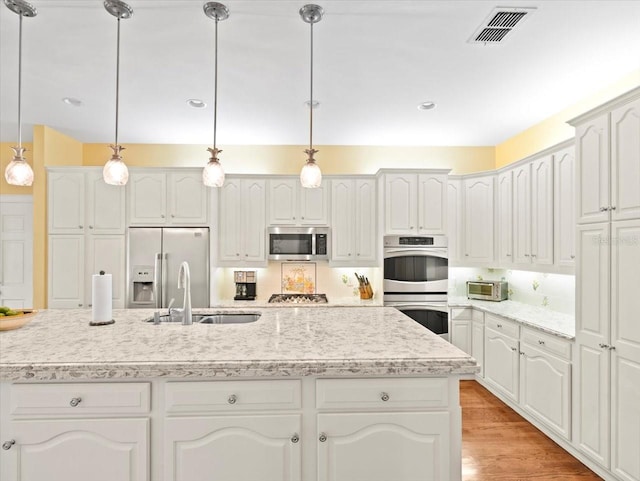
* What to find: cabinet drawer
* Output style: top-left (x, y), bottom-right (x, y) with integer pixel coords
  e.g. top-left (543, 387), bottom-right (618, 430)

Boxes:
top-left (316, 377), bottom-right (449, 409)
top-left (10, 382), bottom-right (150, 416)
top-left (521, 327), bottom-right (572, 360)
top-left (472, 309), bottom-right (484, 322)
top-left (165, 380), bottom-right (301, 413)
top-left (450, 307), bottom-right (472, 320)
top-left (485, 314), bottom-right (519, 339)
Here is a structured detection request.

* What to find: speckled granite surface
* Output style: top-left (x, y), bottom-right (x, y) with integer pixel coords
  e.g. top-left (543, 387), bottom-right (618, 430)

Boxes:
top-left (0, 307), bottom-right (477, 381)
top-left (447, 297), bottom-right (575, 339)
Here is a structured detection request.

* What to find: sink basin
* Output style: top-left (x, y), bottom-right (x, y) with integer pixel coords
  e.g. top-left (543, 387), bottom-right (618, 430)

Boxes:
top-left (146, 312), bottom-right (260, 324)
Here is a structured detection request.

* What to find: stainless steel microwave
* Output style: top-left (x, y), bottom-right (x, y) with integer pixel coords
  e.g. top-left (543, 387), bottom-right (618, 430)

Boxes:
top-left (268, 227), bottom-right (330, 261)
top-left (467, 280), bottom-right (508, 301)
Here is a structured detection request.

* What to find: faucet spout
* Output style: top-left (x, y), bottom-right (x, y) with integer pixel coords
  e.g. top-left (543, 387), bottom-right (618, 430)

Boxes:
top-left (178, 261), bottom-right (192, 325)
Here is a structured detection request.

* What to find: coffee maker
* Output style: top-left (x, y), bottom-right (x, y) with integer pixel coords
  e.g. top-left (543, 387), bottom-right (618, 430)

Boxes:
top-left (234, 271), bottom-right (257, 300)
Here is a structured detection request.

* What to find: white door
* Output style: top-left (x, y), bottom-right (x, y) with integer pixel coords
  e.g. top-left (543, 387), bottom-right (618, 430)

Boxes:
top-left (554, 146), bottom-right (576, 268)
top-left (496, 170), bottom-right (513, 264)
top-left (168, 171), bottom-right (208, 224)
top-left (86, 171), bottom-right (126, 234)
top-left (463, 176), bottom-right (494, 263)
top-left (354, 179), bottom-right (376, 261)
top-left (484, 327), bottom-right (519, 403)
top-left (128, 172), bottom-right (167, 225)
top-left (417, 173), bottom-right (447, 235)
top-left (86, 235), bottom-right (126, 309)
top-left (165, 414), bottom-right (301, 481)
top-left (0, 196), bottom-right (33, 308)
top-left (242, 179), bottom-right (267, 262)
top-left (269, 178), bottom-right (298, 225)
top-left (317, 411), bottom-right (450, 481)
top-left (512, 164), bottom-right (531, 264)
top-left (576, 115), bottom-right (610, 224)
top-left (47, 171), bottom-right (85, 234)
top-left (384, 174), bottom-right (417, 234)
top-left (451, 320), bottom-right (471, 355)
top-left (610, 97), bottom-right (640, 222)
top-left (447, 180), bottom-right (463, 264)
top-left (530, 156), bottom-right (554, 265)
top-left (48, 235), bottom-right (85, 308)
top-left (472, 320), bottom-right (485, 377)
top-left (300, 181), bottom-right (329, 225)
top-left (331, 179), bottom-right (354, 262)
top-left (1, 418), bottom-right (148, 481)
top-left (218, 179), bottom-right (242, 261)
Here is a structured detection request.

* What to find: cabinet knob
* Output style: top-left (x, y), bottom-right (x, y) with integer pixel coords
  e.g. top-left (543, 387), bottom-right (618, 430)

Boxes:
top-left (319, 433), bottom-right (327, 442)
top-left (511, 347), bottom-right (518, 352)
top-left (538, 340), bottom-right (545, 345)
top-left (348, 253), bottom-right (351, 256)
top-left (524, 254), bottom-right (530, 257)
top-left (497, 323), bottom-right (502, 328)
top-left (79, 225), bottom-right (83, 229)
top-left (78, 304), bottom-right (83, 307)
top-left (465, 254), bottom-right (469, 257)
top-left (357, 253), bottom-right (360, 256)
top-left (161, 214), bottom-right (166, 218)
top-left (380, 392), bottom-right (390, 402)
top-left (506, 254), bottom-right (512, 257)
top-left (519, 351), bottom-right (525, 356)
top-left (531, 254), bottom-right (537, 258)
top-left (419, 226), bottom-right (423, 229)
top-left (2, 440), bottom-right (15, 450)
top-left (570, 255), bottom-right (575, 259)
top-left (293, 216), bottom-right (296, 220)
top-left (410, 226), bottom-right (414, 229)
top-left (171, 214), bottom-right (175, 218)
top-left (301, 216), bottom-right (304, 220)
top-left (69, 397), bottom-right (82, 407)
top-left (610, 206), bottom-right (616, 211)
top-left (89, 225), bottom-right (94, 229)
top-left (236, 253), bottom-right (240, 256)
top-left (291, 433), bottom-right (299, 444)
top-left (600, 207), bottom-right (608, 212)
top-left (227, 394), bottom-right (237, 404)
top-left (599, 343), bottom-right (610, 349)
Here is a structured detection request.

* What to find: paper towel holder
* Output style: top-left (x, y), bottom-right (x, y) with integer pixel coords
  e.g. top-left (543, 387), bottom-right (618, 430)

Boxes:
top-left (89, 271), bottom-right (116, 326)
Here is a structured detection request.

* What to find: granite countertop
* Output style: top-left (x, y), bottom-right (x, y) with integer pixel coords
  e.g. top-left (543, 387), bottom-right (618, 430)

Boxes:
top-left (447, 296), bottom-right (575, 339)
top-left (0, 307), bottom-right (477, 381)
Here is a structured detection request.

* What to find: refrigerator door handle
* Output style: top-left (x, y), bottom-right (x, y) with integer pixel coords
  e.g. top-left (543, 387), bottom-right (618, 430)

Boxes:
top-left (162, 253), bottom-right (168, 308)
top-left (154, 253), bottom-right (162, 309)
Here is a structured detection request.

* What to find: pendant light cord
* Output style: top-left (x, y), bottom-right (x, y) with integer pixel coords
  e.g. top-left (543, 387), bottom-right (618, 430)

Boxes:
top-left (17, 13), bottom-right (23, 149)
top-left (309, 21), bottom-right (314, 151)
top-left (213, 16), bottom-right (219, 150)
top-left (114, 16), bottom-right (121, 146)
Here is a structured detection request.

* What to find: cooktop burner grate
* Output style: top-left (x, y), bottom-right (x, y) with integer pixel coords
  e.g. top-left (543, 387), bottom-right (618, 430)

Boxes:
top-left (268, 293), bottom-right (328, 304)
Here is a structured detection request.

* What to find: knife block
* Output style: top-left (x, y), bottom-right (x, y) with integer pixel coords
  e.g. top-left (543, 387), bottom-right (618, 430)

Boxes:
top-left (359, 285), bottom-right (373, 300)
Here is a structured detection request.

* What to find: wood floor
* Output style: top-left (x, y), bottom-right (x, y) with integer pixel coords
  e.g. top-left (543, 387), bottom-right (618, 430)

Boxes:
top-left (460, 381), bottom-right (602, 480)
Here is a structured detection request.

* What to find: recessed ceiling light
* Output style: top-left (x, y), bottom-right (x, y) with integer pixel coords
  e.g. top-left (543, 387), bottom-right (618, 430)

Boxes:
top-left (305, 100), bottom-right (320, 109)
top-left (62, 97), bottom-right (83, 107)
top-left (417, 101), bottom-right (436, 111)
top-left (187, 99), bottom-right (207, 109)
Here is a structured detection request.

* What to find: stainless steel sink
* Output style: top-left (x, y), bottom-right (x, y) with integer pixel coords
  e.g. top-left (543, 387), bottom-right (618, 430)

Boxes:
top-left (146, 312), bottom-right (260, 324)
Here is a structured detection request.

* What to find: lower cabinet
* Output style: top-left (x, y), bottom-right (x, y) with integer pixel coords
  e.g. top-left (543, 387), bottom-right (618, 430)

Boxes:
top-left (484, 317), bottom-right (520, 403)
top-left (471, 310), bottom-right (485, 377)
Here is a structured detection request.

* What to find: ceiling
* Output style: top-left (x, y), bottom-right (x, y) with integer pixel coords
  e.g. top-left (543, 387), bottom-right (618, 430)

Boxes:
top-left (1, 0), bottom-right (639, 147)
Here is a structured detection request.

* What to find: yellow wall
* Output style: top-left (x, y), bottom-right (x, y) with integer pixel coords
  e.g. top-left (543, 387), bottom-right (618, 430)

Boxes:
top-left (83, 143), bottom-right (495, 175)
top-left (0, 142), bottom-right (34, 195)
top-left (495, 69), bottom-right (640, 168)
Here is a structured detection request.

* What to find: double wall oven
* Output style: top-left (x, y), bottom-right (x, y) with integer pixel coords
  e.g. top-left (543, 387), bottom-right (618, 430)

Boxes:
top-left (383, 235), bottom-right (449, 340)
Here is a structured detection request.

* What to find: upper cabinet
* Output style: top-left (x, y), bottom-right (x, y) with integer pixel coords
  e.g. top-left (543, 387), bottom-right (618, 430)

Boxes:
top-left (463, 174), bottom-right (494, 264)
top-left (128, 170), bottom-right (208, 226)
top-left (48, 169), bottom-right (125, 235)
top-left (330, 177), bottom-right (377, 266)
top-left (268, 178), bottom-right (329, 226)
top-left (574, 96), bottom-right (640, 224)
top-left (554, 146), bottom-right (576, 268)
top-left (496, 170), bottom-right (513, 264)
top-left (447, 178), bottom-right (463, 264)
top-left (383, 171), bottom-right (448, 235)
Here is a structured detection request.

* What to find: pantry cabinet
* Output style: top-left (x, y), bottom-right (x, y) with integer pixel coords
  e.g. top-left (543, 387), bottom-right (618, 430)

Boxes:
top-left (218, 177), bottom-right (267, 265)
top-left (330, 177), bottom-right (376, 265)
top-left (462, 174), bottom-right (494, 264)
top-left (383, 171), bottom-right (449, 235)
top-left (128, 170), bottom-right (208, 225)
top-left (268, 178), bottom-right (329, 226)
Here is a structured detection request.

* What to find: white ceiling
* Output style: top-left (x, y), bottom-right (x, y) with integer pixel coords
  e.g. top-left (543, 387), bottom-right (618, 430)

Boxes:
top-left (1, 0), bottom-right (639, 147)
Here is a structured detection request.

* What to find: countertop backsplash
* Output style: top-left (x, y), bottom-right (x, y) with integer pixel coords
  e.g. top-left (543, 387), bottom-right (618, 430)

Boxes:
top-left (448, 267), bottom-right (576, 316)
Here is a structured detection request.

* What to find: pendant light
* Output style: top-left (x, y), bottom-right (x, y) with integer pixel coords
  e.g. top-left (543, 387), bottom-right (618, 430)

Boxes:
top-left (103, 0), bottom-right (133, 186)
top-left (299, 4), bottom-right (323, 189)
top-left (3, 0), bottom-right (37, 187)
top-left (202, 2), bottom-right (229, 188)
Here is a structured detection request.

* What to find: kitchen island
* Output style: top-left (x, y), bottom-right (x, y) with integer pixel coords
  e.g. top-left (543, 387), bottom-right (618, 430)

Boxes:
top-left (0, 307), bottom-right (477, 481)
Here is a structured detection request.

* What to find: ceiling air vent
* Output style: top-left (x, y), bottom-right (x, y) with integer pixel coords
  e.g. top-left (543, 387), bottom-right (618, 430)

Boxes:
top-left (469, 7), bottom-right (536, 44)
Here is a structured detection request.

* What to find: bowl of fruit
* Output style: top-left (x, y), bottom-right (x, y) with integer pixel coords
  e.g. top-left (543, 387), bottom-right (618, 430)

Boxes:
top-left (0, 307), bottom-right (38, 331)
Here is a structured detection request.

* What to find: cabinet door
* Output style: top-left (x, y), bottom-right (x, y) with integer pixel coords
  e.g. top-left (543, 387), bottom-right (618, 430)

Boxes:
top-left (128, 172), bottom-right (167, 224)
top-left (86, 171), bottom-right (125, 234)
top-left (611, 97), bottom-right (640, 222)
top-left (48, 235), bottom-right (85, 308)
top-left (354, 179), bottom-right (376, 262)
top-left (611, 352), bottom-right (640, 481)
top-left (242, 179), bottom-right (267, 262)
top-left (463, 176), bottom-right (494, 263)
top-left (0, 199), bottom-right (33, 308)
top-left (496, 171), bottom-right (513, 264)
top-left (317, 411), bottom-right (450, 481)
top-left (520, 342), bottom-right (571, 440)
top-left (168, 171), bottom-right (208, 225)
top-left (300, 181), bottom-right (329, 225)
top-left (576, 115), bottom-right (610, 224)
top-left (451, 320), bottom-right (472, 355)
top-left (269, 178), bottom-right (298, 225)
top-left (512, 164), bottom-right (531, 264)
top-left (165, 414), bottom-right (301, 481)
top-left (417, 173), bottom-right (447, 235)
top-left (531, 156), bottom-right (554, 265)
top-left (86, 235), bottom-right (126, 309)
top-left (554, 147), bottom-right (576, 268)
top-left (1, 418), bottom-right (148, 481)
top-left (484, 327), bottom-right (519, 403)
top-left (384, 174), bottom-right (417, 234)
top-left (218, 179), bottom-right (242, 261)
top-left (48, 171), bottom-right (85, 234)
top-left (330, 179), bottom-right (354, 262)
top-left (472, 320), bottom-right (484, 377)
top-left (447, 179), bottom-right (463, 264)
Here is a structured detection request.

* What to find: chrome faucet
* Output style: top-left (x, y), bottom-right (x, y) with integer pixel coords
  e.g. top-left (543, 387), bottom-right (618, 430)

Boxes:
top-left (177, 261), bottom-right (192, 325)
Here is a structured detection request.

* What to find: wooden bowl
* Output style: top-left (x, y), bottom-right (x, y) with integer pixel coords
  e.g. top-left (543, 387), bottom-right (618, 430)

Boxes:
top-left (0, 309), bottom-right (38, 331)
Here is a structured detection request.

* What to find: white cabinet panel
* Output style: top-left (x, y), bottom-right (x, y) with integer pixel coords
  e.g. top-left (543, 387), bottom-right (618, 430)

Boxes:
top-left (463, 175), bottom-right (494, 264)
top-left (47, 171), bottom-right (85, 234)
top-left (268, 178), bottom-right (328, 226)
top-left (451, 320), bottom-right (471, 355)
top-left (472, 319), bottom-right (484, 378)
top-left (530, 156), bottom-right (554, 265)
top-left (576, 115), bottom-right (610, 224)
top-left (611, 355), bottom-right (640, 481)
top-left (418, 173), bottom-right (447, 234)
top-left (512, 164), bottom-right (531, 264)
top-left (484, 326), bottom-right (519, 403)
top-left (611, 97), bottom-right (640, 222)
top-left (48, 235), bottom-right (85, 308)
top-left (496, 171), bottom-right (513, 264)
top-left (128, 172), bottom-right (167, 224)
top-left (85, 235), bottom-right (126, 308)
top-left (554, 147), bottom-right (576, 267)
top-left (447, 179), bottom-right (463, 264)
top-left (86, 171), bottom-right (125, 234)
top-left (384, 174), bottom-right (417, 234)
top-left (168, 172), bottom-right (208, 224)
top-left (0, 199), bottom-right (33, 308)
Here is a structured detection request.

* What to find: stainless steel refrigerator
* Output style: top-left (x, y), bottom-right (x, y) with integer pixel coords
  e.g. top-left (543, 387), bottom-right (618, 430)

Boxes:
top-left (127, 227), bottom-right (209, 309)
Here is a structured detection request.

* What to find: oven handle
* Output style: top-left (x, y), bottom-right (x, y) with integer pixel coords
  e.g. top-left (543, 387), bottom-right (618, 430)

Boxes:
top-left (385, 302), bottom-right (449, 313)
top-left (383, 248), bottom-right (448, 259)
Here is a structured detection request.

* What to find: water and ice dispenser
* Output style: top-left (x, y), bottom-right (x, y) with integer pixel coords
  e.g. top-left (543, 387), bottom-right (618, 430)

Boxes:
top-left (131, 266), bottom-right (155, 305)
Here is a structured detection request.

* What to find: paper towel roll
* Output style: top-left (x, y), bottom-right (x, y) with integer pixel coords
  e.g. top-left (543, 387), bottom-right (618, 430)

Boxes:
top-left (92, 272), bottom-right (113, 323)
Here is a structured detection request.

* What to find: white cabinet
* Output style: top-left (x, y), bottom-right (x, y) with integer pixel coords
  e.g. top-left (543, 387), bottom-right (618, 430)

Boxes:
top-left (471, 310), bottom-right (485, 378)
top-left (0, 382), bottom-right (150, 481)
top-left (496, 170), bottom-right (513, 264)
top-left (268, 178), bottom-right (329, 226)
top-left (383, 171), bottom-right (448, 235)
top-left (128, 170), bottom-right (208, 225)
top-left (330, 178), bottom-right (376, 265)
top-left (85, 235), bottom-right (126, 308)
top-left (447, 178), bottom-right (463, 264)
top-left (450, 308), bottom-right (472, 356)
top-left (554, 146), bottom-right (576, 268)
top-left (484, 315), bottom-right (520, 403)
top-left (610, 97), bottom-right (640, 222)
top-left (48, 169), bottom-right (125, 235)
top-left (218, 177), bottom-right (267, 265)
top-left (462, 174), bottom-right (494, 264)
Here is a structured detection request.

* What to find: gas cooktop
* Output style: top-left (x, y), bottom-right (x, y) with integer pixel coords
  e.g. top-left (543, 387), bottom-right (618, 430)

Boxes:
top-left (268, 294), bottom-right (328, 304)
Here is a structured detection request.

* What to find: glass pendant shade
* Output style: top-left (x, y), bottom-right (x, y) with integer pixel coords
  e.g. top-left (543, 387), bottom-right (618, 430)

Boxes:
top-left (203, 147), bottom-right (225, 187)
top-left (4, 148), bottom-right (33, 186)
top-left (103, 145), bottom-right (129, 186)
top-left (300, 159), bottom-right (322, 188)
